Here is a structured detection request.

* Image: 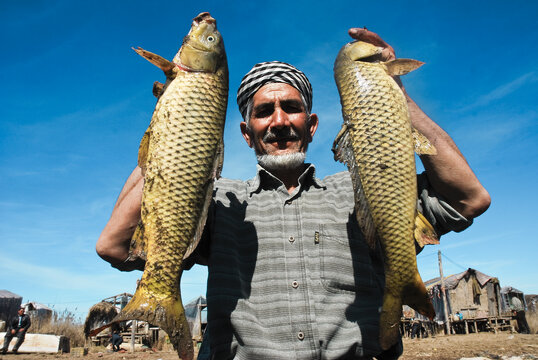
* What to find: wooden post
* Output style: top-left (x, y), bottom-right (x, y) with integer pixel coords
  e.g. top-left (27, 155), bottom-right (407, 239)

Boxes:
top-left (131, 320), bottom-right (136, 353)
top-left (438, 250), bottom-right (451, 335)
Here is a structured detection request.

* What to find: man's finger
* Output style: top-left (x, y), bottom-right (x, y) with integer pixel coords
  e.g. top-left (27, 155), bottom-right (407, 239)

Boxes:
top-left (348, 28), bottom-right (390, 47)
top-left (348, 28), bottom-right (396, 60)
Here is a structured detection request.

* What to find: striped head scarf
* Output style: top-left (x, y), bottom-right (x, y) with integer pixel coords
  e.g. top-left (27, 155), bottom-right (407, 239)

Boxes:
top-left (236, 61), bottom-right (313, 120)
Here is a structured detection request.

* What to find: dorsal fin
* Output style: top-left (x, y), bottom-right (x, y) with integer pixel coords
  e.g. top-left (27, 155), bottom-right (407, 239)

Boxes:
top-left (382, 59), bottom-right (424, 76)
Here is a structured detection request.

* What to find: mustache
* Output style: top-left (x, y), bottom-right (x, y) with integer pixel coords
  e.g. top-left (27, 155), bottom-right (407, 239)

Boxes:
top-left (262, 127), bottom-right (300, 143)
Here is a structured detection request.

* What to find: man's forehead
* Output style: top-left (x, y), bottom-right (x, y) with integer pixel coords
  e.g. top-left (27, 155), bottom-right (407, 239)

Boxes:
top-left (252, 83), bottom-right (303, 104)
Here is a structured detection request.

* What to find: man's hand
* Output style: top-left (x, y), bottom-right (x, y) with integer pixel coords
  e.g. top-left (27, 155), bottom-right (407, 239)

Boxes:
top-left (10, 329), bottom-right (15, 335)
top-left (18, 328), bottom-right (24, 333)
top-left (348, 28), bottom-right (403, 88)
top-left (348, 28), bottom-right (396, 61)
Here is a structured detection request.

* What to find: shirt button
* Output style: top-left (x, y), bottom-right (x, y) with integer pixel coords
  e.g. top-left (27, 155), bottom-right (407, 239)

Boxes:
top-left (289, 236), bottom-right (295, 243)
top-left (291, 281), bottom-right (299, 288)
top-left (297, 331), bottom-right (305, 340)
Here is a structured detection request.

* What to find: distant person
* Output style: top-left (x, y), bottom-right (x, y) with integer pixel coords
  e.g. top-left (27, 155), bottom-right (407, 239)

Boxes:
top-left (111, 330), bottom-right (123, 352)
top-left (1, 307), bottom-right (31, 354)
top-left (410, 318), bottom-right (422, 339)
top-left (511, 296), bottom-right (530, 334)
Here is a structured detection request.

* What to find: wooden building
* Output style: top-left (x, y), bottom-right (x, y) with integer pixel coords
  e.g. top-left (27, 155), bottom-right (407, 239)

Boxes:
top-left (424, 268), bottom-right (512, 334)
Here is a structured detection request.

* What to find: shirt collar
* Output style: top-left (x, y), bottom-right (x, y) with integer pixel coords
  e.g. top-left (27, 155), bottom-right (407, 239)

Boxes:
top-left (247, 163), bottom-right (325, 196)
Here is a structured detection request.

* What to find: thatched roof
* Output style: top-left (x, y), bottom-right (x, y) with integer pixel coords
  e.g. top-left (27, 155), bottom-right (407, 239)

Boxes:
top-left (83, 301), bottom-right (118, 338)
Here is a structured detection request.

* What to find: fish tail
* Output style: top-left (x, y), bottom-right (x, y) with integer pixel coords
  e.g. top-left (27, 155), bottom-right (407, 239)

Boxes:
top-left (379, 290), bottom-right (403, 350)
top-left (379, 272), bottom-right (435, 350)
top-left (402, 271), bottom-right (435, 320)
top-left (114, 285), bottom-right (194, 360)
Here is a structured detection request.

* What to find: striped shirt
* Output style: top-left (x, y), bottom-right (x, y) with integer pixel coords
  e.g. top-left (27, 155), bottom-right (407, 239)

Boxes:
top-left (193, 164), bottom-right (471, 359)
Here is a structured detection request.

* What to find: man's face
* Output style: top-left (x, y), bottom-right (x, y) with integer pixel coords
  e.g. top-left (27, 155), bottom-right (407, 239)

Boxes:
top-left (18, 308), bottom-right (24, 315)
top-left (240, 83), bottom-right (318, 157)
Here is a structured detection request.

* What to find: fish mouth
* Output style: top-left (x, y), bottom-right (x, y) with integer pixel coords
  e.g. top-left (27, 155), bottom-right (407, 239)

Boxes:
top-left (346, 41), bottom-right (384, 62)
top-left (193, 12), bottom-right (216, 26)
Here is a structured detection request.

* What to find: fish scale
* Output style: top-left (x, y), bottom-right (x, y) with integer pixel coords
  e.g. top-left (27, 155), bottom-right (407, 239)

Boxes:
top-left (333, 40), bottom-right (435, 351)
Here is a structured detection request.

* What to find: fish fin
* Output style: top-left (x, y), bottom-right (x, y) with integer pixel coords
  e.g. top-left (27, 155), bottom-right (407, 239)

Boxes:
top-left (114, 277), bottom-right (194, 360)
top-left (138, 130), bottom-right (150, 170)
top-left (214, 137), bottom-right (224, 179)
top-left (153, 81), bottom-right (165, 98)
top-left (412, 127), bottom-right (437, 155)
top-left (129, 220), bottom-right (147, 262)
top-left (403, 271), bottom-right (436, 320)
top-left (383, 59), bottom-right (424, 76)
top-left (332, 122), bottom-right (378, 249)
top-left (414, 211), bottom-right (439, 248)
top-left (132, 47), bottom-right (179, 79)
top-left (379, 291), bottom-right (403, 350)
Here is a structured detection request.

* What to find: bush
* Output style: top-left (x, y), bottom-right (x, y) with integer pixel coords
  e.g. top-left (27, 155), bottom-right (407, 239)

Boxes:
top-left (32, 309), bottom-right (85, 347)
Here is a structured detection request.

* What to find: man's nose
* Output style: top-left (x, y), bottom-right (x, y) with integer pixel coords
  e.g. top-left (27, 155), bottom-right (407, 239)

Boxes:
top-left (270, 107), bottom-right (290, 129)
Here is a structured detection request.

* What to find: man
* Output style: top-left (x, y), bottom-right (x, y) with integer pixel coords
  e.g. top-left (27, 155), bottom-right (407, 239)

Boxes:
top-left (1, 307), bottom-right (31, 355)
top-left (96, 28), bottom-right (490, 359)
top-left (511, 296), bottom-right (530, 334)
top-left (111, 330), bottom-right (123, 352)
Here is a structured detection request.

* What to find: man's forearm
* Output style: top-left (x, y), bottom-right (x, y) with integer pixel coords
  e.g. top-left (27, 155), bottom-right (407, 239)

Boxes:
top-left (406, 94), bottom-right (490, 219)
top-left (96, 167), bottom-right (144, 265)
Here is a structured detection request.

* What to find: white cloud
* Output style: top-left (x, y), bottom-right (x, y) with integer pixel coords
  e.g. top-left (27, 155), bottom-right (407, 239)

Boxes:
top-left (458, 71), bottom-right (537, 112)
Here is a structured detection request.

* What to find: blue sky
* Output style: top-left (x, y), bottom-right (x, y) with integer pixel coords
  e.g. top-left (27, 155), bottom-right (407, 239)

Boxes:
top-left (1, 1), bottom-right (537, 320)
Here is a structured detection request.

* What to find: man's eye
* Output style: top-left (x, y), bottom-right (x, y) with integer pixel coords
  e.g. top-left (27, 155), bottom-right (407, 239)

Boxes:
top-left (283, 104), bottom-right (302, 113)
top-left (254, 108), bottom-right (272, 117)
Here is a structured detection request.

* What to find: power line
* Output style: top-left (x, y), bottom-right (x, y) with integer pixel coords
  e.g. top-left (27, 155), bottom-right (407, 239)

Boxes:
top-left (441, 252), bottom-right (467, 271)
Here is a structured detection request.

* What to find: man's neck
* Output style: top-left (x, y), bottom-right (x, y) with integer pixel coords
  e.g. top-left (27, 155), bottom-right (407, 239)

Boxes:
top-left (267, 164), bottom-right (306, 194)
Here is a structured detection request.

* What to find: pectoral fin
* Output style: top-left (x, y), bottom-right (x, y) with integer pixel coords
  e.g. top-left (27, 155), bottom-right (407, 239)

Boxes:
top-left (412, 128), bottom-right (437, 155)
top-left (133, 47), bottom-right (179, 79)
top-left (152, 81), bottom-right (165, 98)
top-left (138, 130), bottom-right (150, 170)
top-left (414, 211), bottom-right (439, 247)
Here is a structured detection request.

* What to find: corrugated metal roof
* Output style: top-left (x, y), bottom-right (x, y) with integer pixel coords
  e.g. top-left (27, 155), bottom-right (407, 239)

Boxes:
top-left (501, 286), bottom-right (524, 294)
top-left (425, 268), bottom-right (498, 290)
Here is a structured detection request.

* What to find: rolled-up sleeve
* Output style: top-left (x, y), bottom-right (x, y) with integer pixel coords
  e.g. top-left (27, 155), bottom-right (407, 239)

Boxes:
top-left (416, 172), bottom-right (473, 237)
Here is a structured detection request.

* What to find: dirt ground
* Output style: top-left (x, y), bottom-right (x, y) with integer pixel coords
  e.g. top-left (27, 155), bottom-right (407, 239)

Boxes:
top-left (1, 333), bottom-right (536, 360)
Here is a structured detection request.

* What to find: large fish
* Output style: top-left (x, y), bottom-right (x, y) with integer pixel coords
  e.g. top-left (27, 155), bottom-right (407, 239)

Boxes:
top-left (332, 40), bottom-right (437, 350)
top-left (114, 12), bottom-right (228, 360)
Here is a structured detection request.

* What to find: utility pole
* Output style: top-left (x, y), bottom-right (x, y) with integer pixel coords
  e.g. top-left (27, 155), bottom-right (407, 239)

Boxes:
top-left (438, 250), bottom-right (451, 335)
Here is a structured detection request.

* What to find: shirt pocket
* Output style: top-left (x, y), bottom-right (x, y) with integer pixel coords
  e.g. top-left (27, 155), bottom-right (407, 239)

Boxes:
top-left (319, 222), bottom-right (376, 293)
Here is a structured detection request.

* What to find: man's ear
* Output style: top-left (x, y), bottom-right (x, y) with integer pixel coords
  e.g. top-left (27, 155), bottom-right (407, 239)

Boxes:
top-left (240, 121), bottom-right (253, 147)
top-left (308, 113), bottom-right (319, 142)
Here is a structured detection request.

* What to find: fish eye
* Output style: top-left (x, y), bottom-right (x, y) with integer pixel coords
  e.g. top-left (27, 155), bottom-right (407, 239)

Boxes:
top-left (207, 36), bottom-right (215, 42)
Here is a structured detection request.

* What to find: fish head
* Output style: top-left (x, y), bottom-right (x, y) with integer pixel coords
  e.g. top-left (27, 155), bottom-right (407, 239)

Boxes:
top-left (175, 12), bottom-right (226, 72)
top-left (341, 40), bottom-right (384, 62)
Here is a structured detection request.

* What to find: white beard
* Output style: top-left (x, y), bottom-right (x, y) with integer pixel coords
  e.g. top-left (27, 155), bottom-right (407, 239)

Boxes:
top-left (257, 152), bottom-right (306, 171)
